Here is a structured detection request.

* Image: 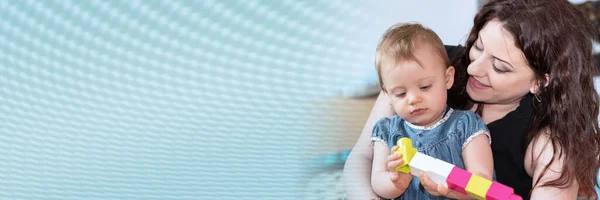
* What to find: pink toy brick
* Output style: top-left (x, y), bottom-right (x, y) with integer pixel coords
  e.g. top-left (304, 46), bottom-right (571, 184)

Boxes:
top-left (509, 194), bottom-right (523, 200)
top-left (446, 167), bottom-right (471, 195)
top-left (486, 181), bottom-right (514, 200)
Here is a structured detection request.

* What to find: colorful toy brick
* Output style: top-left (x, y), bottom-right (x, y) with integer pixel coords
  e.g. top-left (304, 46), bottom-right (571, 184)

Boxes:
top-left (509, 195), bottom-right (523, 200)
top-left (465, 174), bottom-right (493, 199)
top-left (427, 159), bottom-right (454, 188)
top-left (409, 152), bottom-right (454, 187)
top-left (485, 181), bottom-right (513, 200)
top-left (446, 167), bottom-right (471, 195)
top-left (405, 151), bottom-right (429, 176)
top-left (393, 137), bottom-right (523, 200)
top-left (392, 138), bottom-right (417, 173)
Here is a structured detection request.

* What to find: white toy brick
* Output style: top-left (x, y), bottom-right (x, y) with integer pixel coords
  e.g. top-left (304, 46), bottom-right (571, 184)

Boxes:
top-left (428, 158), bottom-right (454, 187)
top-left (408, 152), bottom-right (432, 178)
top-left (409, 152), bottom-right (454, 187)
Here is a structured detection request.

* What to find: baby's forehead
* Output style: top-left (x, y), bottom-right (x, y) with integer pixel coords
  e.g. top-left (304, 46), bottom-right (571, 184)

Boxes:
top-left (382, 61), bottom-right (443, 83)
top-left (383, 57), bottom-right (446, 71)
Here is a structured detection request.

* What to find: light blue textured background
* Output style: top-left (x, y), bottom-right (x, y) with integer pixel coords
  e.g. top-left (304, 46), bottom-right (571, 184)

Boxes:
top-left (0, 0), bottom-right (479, 199)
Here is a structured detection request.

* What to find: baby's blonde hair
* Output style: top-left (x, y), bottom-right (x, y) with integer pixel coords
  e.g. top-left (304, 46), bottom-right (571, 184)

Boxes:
top-left (375, 23), bottom-right (449, 90)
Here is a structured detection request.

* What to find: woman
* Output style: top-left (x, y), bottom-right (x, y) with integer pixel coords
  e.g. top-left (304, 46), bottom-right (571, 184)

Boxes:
top-left (343, 0), bottom-right (600, 199)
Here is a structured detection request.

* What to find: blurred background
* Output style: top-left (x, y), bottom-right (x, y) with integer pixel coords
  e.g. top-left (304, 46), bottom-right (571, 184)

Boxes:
top-left (0, 0), bottom-right (596, 200)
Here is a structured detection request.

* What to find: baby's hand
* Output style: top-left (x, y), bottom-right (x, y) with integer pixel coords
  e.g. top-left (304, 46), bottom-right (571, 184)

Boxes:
top-left (419, 173), bottom-right (451, 197)
top-left (386, 146), bottom-right (412, 189)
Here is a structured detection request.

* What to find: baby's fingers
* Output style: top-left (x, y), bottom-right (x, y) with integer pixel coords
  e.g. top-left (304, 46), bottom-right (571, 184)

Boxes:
top-left (389, 171), bottom-right (400, 182)
top-left (419, 173), bottom-right (441, 196)
top-left (386, 153), bottom-right (403, 162)
top-left (436, 183), bottom-right (450, 196)
top-left (386, 158), bottom-right (404, 171)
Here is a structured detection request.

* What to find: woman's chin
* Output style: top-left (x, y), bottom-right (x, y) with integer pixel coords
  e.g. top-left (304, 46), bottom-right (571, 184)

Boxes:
top-left (466, 87), bottom-right (487, 102)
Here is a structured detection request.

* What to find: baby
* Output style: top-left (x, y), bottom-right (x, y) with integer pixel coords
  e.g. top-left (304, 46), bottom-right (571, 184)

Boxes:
top-left (370, 23), bottom-right (494, 200)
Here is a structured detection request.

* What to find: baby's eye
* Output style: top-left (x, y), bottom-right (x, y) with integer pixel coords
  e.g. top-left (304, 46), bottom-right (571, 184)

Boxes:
top-left (395, 93), bottom-right (406, 98)
top-left (420, 85), bottom-right (431, 90)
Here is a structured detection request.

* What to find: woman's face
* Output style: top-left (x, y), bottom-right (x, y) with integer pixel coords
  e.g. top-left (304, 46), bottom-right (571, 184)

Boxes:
top-left (467, 19), bottom-right (537, 105)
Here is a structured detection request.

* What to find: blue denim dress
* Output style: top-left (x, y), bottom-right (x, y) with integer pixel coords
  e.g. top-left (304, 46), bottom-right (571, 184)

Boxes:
top-left (371, 107), bottom-right (490, 200)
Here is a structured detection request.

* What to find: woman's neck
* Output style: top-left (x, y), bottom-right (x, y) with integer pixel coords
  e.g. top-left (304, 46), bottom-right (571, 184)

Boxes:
top-left (471, 100), bottom-right (521, 124)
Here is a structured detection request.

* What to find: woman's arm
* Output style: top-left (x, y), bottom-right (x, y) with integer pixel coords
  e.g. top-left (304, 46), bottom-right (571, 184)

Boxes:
top-left (525, 130), bottom-right (579, 200)
top-left (343, 91), bottom-right (396, 200)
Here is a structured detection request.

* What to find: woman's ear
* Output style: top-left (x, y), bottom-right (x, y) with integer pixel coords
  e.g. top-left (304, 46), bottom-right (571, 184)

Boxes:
top-left (445, 66), bottom-right (455, 89)
top-left (529, 73), bottom-right (550, 94)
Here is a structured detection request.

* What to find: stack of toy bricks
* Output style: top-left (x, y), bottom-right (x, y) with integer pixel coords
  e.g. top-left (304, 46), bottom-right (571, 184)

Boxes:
top-left (394, 138), bottom-right (522, 200)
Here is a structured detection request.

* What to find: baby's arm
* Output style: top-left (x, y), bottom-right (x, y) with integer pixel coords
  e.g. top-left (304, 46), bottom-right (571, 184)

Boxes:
top-left (421, 134), bottom-right (494, 200)
top-left (454, 133), bottom-right (494, 199)
top-left (371, 142), bottom-right (412, 199)
top-left (422, 111), bottom-right (495, 199)
top-left (462, 134), bottom-right (494, 180)
top-left (460, 111), bottom-right (494, 181)
top-left (454, 111), bottom-right (494, 199)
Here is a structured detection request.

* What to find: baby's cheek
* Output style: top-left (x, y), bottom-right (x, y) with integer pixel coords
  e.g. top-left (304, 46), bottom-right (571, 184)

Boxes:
top-left (395, 104), bottom-right (408, 116)
top-left (433, 91), bottom-right (448, 106)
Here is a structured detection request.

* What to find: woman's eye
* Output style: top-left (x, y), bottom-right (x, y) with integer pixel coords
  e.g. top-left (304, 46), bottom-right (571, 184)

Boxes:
top-left (474, 43), bottom-right (483, 51)
top-left (492, 61), bottom-right (509, 74)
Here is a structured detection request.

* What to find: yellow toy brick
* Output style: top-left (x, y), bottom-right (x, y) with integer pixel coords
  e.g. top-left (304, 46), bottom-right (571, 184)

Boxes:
top-left (392, 137), bottom-right (417, 173)
top-left (465, 174), bottom-right (493, 200)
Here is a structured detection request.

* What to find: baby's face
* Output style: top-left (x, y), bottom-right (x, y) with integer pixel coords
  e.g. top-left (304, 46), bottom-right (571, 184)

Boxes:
top-left (382, 46), bottom-right (453, 127)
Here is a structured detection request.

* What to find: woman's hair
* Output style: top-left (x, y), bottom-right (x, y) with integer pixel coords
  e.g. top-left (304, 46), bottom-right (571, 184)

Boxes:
top-left (450, 0), bottom-right (600, 196)
top-left (374, 23), bottom-right (448, 90)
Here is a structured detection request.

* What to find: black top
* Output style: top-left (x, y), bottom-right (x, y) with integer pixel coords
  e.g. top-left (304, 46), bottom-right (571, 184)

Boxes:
top-left (445, 45), bottom-right (534, 199)
top-left (487, 95), bottom-right (534, 200)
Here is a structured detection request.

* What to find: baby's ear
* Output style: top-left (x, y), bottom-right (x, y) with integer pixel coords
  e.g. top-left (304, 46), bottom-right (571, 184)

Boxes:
top-left (445, 66), bottom-right (455, 89)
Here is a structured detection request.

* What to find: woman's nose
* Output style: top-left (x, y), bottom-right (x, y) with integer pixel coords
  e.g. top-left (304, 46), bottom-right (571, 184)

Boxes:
top-left (468, 56), bottom-right (487, 77)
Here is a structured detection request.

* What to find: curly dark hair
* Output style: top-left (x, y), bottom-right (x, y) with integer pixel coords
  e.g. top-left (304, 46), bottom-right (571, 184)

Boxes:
top-left (450, 0), bottom-right (600, 196)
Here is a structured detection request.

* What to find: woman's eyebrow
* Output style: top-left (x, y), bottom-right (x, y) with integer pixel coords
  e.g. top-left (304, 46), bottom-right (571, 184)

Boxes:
top-left (480, 36), bottom-right (515, 69)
